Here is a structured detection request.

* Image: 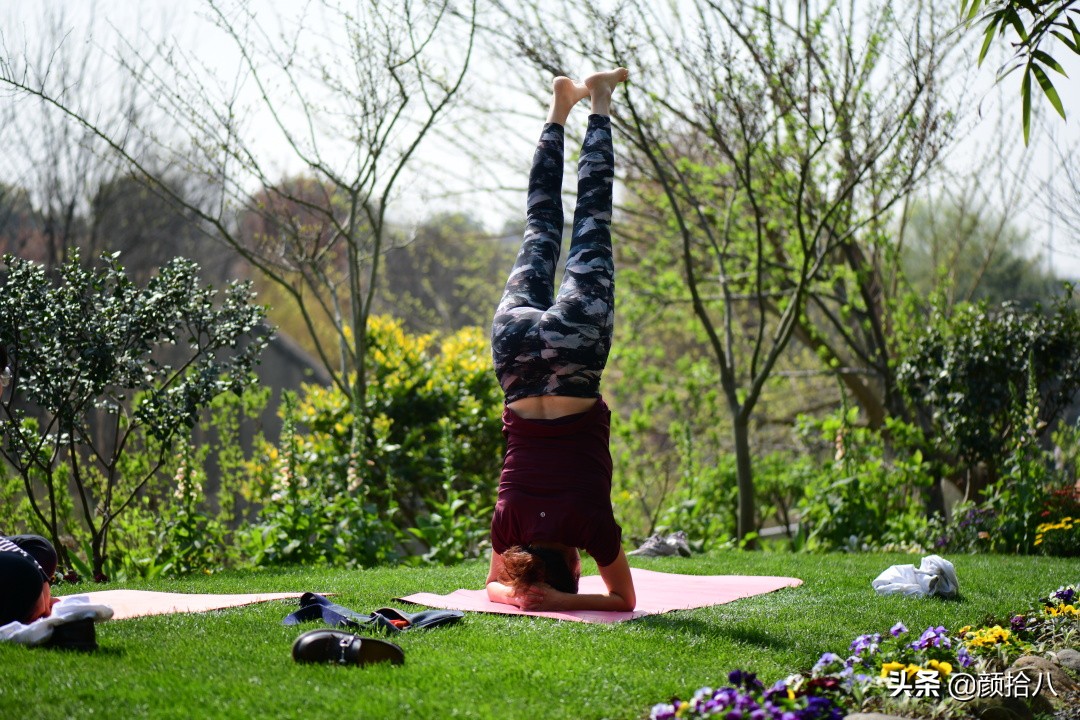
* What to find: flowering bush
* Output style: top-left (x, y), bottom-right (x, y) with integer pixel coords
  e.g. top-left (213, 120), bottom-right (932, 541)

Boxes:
top-left (926, 502), bottom-right (995, 554)
top-left (1034, 516), bottom-right (1079, 557)
top-left (649, 670), bottom-right (844, 720)
top-left (241, 317), bottom-right (503, 568)
top-left (956, 623), bottom-right (1031, 666)
top-left (648, 582), bottom-right (1078, 720)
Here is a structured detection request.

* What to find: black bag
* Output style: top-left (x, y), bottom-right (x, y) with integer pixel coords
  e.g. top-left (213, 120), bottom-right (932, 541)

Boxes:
top-left (282, 592), bottom-right (463, 633)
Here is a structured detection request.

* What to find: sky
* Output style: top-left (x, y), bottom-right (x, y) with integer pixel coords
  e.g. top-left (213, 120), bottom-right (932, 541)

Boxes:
top-left (3, 0), bottom-right (1079, 277)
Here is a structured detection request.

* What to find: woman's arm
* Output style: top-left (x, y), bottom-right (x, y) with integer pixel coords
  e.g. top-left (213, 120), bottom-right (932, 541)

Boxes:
top-left (486, 551), bottom-right (530, 607)
top-left (595, 548), bottom-right (636, 610)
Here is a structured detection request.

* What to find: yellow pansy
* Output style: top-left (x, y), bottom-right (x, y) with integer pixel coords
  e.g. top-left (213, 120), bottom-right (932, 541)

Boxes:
top-left (880, 661), bottom-right (906, 678)
top-left (928, 659), bottom-right (953, 676)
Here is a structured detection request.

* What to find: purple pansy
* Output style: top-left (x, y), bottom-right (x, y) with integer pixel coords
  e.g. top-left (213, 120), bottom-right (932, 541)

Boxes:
top-left (1051, 586), bottom-right (1076, 604)
top-left (910, 625), bottom-right (951, 650)
top-left (650, 703), bottom-right (677, 720)
top-left (849, 633), bottom-right (880, 655)
top-left (812, 652), bottom-right (841, 673)
top-left (956, 645), bottom-right (974, 668)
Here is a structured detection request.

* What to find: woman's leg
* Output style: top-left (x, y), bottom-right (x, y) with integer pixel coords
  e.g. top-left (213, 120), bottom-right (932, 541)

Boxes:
top-left (491, 78), bottom-right (587, 392)
top-left (540, 69), bottom-right (627, 394)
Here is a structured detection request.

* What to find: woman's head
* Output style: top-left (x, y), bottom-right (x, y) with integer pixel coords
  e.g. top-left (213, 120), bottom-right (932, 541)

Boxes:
top-left (500, 544), bottom-right (580, 596)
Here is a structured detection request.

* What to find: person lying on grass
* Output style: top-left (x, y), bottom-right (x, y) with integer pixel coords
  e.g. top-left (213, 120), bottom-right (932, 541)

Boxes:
top-left (485, 69), bottom-right (636, 613)
top-left (0, 347), bottom-right (61, 629)
top-left (0, 534), bottom-right (60, 627)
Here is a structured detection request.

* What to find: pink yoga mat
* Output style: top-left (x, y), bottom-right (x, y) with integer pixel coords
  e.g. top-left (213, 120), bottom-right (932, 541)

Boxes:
top-left (399, 568), bottom-right (802, 624)
top-left (63, 590), bottom-right (310, 620)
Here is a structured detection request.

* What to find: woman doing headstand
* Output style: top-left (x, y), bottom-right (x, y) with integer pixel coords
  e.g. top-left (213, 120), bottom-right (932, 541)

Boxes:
top-left (486, 69), bottom-right (635, 612)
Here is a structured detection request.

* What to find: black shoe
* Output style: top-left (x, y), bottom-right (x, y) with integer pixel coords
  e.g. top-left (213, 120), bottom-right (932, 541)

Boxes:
top-left (43, 618), bottom-right (98, 652)
top-left (291, 629), bottom-right (404, 667)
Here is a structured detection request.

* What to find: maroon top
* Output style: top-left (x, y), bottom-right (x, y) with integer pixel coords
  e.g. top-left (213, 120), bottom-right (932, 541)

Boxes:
top-left (489, 397), bottom-right (623, 567)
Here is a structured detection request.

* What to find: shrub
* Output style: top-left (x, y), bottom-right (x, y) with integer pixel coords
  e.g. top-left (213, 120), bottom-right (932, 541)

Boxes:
top-left (242, 317), bottom-right (503, 567)
top-left (0, 252), bottom-right (266, 577)
top-left (108, 387), bottom-right (270, 579)
top-left (931, 364), bottom-right (1080, 556)
top-left (796, 409), bottom-right (934, 551)
top-left (897, 290), bottom-right (1080, 479)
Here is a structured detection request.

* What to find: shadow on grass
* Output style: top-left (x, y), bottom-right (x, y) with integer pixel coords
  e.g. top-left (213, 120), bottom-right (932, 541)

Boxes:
top-left (634, 614), bottom-right (795, 652)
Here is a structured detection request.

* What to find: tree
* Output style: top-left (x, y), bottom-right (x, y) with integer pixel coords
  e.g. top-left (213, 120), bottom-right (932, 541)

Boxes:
top-left (0, 7), bottom-right (232, 280)
top-left (0, 7), bottom-right (153, 269)
top-left (488, 0), bottom-right (956, 540)
top-left (901, 196), bottom-right (1060, 307)
top-left (90, 173), bottom-right (241, 287)
top-left (0, 0), bottom-right (478, 444)
top-left (0, 184), bottom-right (39, 259)
top-left (376, 212), bottom-right (515, 334)
top-left (961, 0), bottom-right (1079, 142)
top-left (0, 253), bottom-right (266, 577)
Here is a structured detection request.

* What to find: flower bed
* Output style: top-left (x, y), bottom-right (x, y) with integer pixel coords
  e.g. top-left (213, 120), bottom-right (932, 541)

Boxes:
top-left (650, 584), bottom-right (1079, 719)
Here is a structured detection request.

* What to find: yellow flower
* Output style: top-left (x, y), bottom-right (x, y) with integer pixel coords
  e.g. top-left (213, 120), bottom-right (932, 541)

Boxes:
top-left (965, 625), bottom-right (1013, 648)
top-left (928, 659), bottom-right (953, 676)
top-left (1047, 604), bottom-right (1079, 617)
top-left (905, 664), bottom-right (922, 678)
top-left (880, 661), bottom-right (906, 678)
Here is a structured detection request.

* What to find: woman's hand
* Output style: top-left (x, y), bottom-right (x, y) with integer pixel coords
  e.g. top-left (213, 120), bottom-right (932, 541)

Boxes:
top-left (514, 583), bottom-right (558, 611)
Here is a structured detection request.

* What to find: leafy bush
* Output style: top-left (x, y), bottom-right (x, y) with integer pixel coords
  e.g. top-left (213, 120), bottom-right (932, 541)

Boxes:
top-left (652, 435), bottom-right (738, 550)
top-left (927, 366), bottom-right (1080, 556)
top-left (897, 290), bottom-right (1080, 477)
top-left (108, 387), bottom-right (270, 579)
top-left (796, 409), bottom-right (934, 551)
top-left (0, 252), bottom-right (266, 577)
top-left (977, 366), bottom-right (1053, 553)
top-left (242, 317), bottom-right (503, 568)
top-left (923, 501), bottom-right (995, 555)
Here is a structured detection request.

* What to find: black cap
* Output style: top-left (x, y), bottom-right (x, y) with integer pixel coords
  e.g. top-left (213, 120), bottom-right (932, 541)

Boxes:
top-left (0, 552), bottom-right (45, 625)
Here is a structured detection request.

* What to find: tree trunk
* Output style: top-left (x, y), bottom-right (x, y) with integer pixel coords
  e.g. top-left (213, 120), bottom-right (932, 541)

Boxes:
top-left (732, 410), bottom-right (757, 548)
top-left (91, 532), bottom-right (105, 579)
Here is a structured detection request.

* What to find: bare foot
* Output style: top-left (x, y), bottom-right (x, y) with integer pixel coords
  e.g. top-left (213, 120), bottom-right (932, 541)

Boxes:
top-left (584, 68), bottom-right (628, 116)
top-left (547, 76), bottom-right (590, 126)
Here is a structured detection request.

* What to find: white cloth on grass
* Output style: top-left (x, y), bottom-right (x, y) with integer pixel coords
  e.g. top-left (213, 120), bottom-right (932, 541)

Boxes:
top-left (0, 595), bottom-right (113, 646)
top-left (872, 555), bottom-right (959, 599)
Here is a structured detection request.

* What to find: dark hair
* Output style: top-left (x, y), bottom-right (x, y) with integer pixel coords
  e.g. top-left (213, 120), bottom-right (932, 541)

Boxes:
top-left (500, 545), bottom-right (579, 596)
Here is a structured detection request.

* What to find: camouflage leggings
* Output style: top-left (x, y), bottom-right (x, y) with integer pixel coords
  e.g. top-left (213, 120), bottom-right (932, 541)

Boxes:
top-left (491, 115), bottom-right (615, 403)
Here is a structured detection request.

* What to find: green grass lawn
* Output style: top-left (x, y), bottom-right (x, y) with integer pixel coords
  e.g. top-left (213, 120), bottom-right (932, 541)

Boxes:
top-left (0, 551), bottom-right (1074, 720)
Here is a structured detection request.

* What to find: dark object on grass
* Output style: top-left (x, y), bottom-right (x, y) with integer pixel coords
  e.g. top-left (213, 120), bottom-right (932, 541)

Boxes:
top-left (0, 551), bottom-right (46, 626)
top-left (282, 593), bottom-right (463, 633)
top-left (292, 629), bottom-right (404, 667)
top-left (628, 531), bottom-right (692, 558)
top-left (43, 618), bottom-right (97, 652)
